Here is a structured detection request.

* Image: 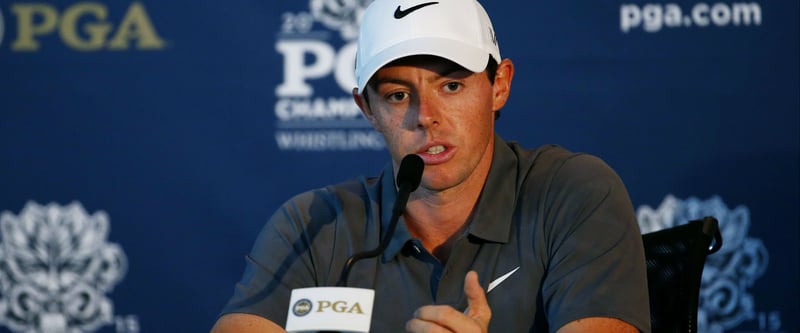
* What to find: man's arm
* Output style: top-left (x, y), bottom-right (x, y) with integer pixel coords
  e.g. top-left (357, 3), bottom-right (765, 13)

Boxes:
top-left (537, 154), bottom-right (651, 331)
top-left (214, 189), bottom-right (342, 332)
top-left (406, 272), bottom-right (641, 333)
top-left (210, 313), bottom-right (286, 333)
top-left (556, 317), bottom-right (640, 333)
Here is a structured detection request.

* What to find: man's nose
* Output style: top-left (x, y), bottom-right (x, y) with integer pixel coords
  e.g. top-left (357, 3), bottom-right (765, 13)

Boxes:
top-left (414, 91), bottom-right (441, 129)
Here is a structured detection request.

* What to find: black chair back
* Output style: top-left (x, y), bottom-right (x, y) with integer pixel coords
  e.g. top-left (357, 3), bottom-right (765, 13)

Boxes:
top-left (642, 216), bottom-right (723, 333)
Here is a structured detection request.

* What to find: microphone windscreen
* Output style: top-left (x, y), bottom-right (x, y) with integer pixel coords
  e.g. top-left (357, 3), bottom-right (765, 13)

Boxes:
top-left (396, 154), bottom-right (424, 191)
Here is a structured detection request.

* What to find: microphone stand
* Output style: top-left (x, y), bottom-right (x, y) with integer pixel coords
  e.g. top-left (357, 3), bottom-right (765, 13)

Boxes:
top-left (336, 154), bottom-right (424, 287)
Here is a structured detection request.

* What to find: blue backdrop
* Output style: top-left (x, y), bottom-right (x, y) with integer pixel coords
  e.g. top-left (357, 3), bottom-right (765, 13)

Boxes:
top-left (0, 0), bottom-right (797, 332)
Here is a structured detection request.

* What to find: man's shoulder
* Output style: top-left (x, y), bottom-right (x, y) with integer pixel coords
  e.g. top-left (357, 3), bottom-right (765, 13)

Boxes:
top-left (509, 142), bottom-right (574, 161)
top-left (504, 141), bottom-right (619, 190)
top-left (286, 175), bottom-right (381, 210)
top-left (264, 175), bottom-right (383, 239)
top-left (507, 141), bottom-right (596, 172)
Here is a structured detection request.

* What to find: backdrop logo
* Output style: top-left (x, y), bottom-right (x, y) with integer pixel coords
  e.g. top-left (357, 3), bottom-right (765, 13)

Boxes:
top-left (620, 2), bottom-right (762, 33)
top-left (8, 2), bottom-right (165, 51)
top-left (0, 201), bottom-right (137, 333)
top-left (637, 195), bottom-right (775, 332)
top-left (274, 0), bottom-right (385, 152)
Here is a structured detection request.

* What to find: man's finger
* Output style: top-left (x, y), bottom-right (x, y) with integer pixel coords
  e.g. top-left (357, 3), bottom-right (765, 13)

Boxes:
top-left (407, 305), bottom-right (461, 333)
top-left (463, 271), bottom-right (491, 327)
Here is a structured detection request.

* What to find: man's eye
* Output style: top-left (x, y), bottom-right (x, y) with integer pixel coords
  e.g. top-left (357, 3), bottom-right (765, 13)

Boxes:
top-left (387, 92), bottom-right (408, 102)
top-left (444, 82), bottom-right (462, 92)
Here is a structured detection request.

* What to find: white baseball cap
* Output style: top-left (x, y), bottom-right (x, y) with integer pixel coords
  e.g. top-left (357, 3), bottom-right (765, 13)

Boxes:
top-left (354, 0), bottom-right (501, 93)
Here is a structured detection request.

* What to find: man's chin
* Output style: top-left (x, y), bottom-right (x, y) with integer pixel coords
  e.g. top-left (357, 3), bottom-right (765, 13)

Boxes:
top-left (418, 174), bottom-right (460, 193)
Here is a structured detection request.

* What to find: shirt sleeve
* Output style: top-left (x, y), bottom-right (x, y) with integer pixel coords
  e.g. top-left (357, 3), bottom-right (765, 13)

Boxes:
top-left (539, 153), bottom-right (651, 333)
top-left (218, 189), bottom-right (337, 327)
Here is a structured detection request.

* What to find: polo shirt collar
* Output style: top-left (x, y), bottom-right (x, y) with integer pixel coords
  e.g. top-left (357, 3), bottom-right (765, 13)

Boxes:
top-left (380, 135), bottom-right (518, 261)
top-left (466, 135), bottom-right (518, 243)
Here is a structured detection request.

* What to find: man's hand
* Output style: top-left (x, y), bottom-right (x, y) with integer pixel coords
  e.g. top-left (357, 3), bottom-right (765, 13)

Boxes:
top-left (405, 271), bottom-right (492, 332)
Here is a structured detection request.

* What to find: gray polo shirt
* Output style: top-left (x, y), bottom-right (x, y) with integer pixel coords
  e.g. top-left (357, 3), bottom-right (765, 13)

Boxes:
top-left (221, 135), bottom-right (651, 332)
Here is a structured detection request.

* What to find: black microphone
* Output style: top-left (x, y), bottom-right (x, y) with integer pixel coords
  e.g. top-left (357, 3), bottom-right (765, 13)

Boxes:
top-left (336, 154), bottom-right (424, 287)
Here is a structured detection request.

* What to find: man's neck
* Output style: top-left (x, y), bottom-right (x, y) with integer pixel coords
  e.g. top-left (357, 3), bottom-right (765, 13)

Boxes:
top-left (397, 134), bottom-right (497, 262)
top-left (402, 161), bottom-right (491, 262)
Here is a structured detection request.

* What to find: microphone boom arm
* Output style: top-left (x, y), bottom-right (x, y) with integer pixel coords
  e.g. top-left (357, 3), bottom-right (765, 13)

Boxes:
top-left (336, 154), bottom-right (423, 287)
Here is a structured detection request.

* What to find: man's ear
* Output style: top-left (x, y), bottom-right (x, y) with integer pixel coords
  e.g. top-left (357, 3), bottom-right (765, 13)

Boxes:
top-left (491, 59), bottom-right (515, 112)
top-left (353, 87), bottom-right (382, 132)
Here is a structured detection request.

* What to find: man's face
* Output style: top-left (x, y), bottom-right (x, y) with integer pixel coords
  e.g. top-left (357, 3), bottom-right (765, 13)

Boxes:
top-left (355, 56), bottom-right (512, 194)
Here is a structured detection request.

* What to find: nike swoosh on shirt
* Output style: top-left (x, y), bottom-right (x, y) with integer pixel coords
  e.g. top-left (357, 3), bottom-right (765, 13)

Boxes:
top-left (487, 266), bottom-right (520, 293)
top-left (393, 2), bottom-right (439, 19)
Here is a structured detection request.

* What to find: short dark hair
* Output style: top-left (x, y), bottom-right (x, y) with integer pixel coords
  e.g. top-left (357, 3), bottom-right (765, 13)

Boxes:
top-left (362, 57), bottom-right (502, 120)
top-left (485, 57), bottom-right (501, 120)
top-left (485, 57), bottom-right (499, 84)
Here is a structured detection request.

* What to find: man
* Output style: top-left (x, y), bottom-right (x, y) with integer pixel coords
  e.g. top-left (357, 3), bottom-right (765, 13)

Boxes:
top-left (212, 0), bottom-right (650, 332)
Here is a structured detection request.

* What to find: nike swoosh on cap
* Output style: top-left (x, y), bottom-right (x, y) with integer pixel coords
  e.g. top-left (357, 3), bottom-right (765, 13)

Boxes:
top-left (487, 266), bottom-right (520, 293)
top-left (393, 2), bottom-right (439, 19)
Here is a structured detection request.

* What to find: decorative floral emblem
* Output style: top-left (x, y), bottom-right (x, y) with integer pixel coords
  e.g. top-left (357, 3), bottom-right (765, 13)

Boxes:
top-left (0, 201), bottom-right (128, 333)
top-left (637, 195), bottom-right (769, 333)
top-left (309, 0), bottom-right (373, 40)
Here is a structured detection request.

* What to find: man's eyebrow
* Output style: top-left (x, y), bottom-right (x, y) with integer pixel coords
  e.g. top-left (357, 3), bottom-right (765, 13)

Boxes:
top-left (436, 63), bottom-right (470, 78)
top-left (370, 63), bottom-right (473, 89)
top-left (375, 68), bottom-right (470, 86)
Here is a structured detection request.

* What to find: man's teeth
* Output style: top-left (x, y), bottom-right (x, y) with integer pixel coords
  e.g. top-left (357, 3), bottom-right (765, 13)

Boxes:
top-left (426, 145), bottom-right (445, 154)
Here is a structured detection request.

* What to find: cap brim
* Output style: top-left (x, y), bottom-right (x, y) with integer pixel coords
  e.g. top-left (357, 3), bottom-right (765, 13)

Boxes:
top-left (356, 38), bottom-right (493, 93)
